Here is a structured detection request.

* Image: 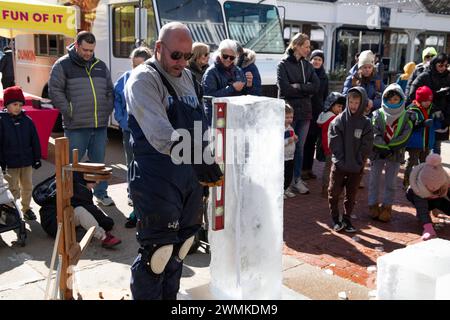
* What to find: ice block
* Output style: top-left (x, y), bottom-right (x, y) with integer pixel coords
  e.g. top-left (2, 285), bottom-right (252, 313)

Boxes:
top-left (377, 239), bottom-right (450, 300)
top-left (208, 95), bottom-right (285, 300)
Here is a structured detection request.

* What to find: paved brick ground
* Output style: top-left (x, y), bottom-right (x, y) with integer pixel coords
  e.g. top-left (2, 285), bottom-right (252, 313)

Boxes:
top-left (282, 161), bottom-right (450, 289)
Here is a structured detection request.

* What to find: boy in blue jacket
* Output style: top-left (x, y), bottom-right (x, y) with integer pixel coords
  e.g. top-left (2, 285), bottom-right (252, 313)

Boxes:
top-left (0, 86), bottom-right (41, 220)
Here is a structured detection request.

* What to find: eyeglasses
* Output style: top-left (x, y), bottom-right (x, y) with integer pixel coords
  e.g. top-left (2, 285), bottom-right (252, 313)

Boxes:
top-left (161, 42), bottom-right (193, 61)
top-left (203, 53), bottom-right (210, 58)
top-left (436, 63), bottom-right (449, 69)
top-left (424, 55), bottom-right (436, 59)
top-left (221, 54), bottom-right (236, 61)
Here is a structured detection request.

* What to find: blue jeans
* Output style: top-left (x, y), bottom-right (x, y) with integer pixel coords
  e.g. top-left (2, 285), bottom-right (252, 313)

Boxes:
top-left (65, 127), bottom-right (109, 199)
top-left (122, 130), bottom-right (133, 200)
top-left (368, 159), bottom-right (400, 206)
top-left (293, 119), bottom-right (311, 180)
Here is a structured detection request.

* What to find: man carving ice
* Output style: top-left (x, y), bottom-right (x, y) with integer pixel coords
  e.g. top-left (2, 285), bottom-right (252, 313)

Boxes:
top-left (125, 22), bottom-right (223, 300)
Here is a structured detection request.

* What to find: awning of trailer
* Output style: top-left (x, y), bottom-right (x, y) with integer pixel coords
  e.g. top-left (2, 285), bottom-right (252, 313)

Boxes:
top-left (0, 0), bottom-right (76, 38)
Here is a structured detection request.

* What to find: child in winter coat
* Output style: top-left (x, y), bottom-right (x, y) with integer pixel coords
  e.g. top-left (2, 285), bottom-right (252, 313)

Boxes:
top-left (284, 104), bottom-right (298, 198)
top-left (406, 153), bottom-right (450, 241)
top-left (403, 86), bottom-right (442, 188)
top-left (0, 86), bottom-right (41, 220)
top-left (328, 87), bottom-right (373, 233)
top-left (368, 84), bottom-right (414, 222)
top-left (316, 92), bottom-right (345, 197)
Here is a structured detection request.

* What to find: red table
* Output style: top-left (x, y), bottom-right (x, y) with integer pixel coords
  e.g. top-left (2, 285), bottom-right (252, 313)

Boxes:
top-left (1, 93), bottom-right (59, 160)
top-left (22, 106), bottom-right (59, 160)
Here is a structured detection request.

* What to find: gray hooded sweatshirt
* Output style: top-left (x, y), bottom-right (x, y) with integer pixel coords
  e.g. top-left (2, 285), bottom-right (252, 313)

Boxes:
top-left (329, 87), bottom-right (373, 173)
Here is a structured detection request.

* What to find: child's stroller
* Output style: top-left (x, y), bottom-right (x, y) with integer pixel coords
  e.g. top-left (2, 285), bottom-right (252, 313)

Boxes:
top-left (0, 170), bottom-right (27, 246)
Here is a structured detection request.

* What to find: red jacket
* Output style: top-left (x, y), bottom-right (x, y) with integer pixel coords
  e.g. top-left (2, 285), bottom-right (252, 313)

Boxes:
top-left (317, 111), bottom-right (337, 156)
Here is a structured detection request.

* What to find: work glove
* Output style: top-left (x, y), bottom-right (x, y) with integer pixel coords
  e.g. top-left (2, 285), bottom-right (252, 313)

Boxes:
top-left (378, 148), bottom-right (392, 159)
top-left (193, 162), bottom-right (224, 187)
top-left (32, 160), bottom-right (42, 170)
top-left (432, 111), bottom-right (445, 121)
top-left (170, 133), bottom-right (223, 187)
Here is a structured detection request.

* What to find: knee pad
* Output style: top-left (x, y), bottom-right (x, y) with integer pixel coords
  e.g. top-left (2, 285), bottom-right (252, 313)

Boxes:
top-left (176, 235), bottom-right (195, 261)
top-left (145, 244), bottom-right (173, 275)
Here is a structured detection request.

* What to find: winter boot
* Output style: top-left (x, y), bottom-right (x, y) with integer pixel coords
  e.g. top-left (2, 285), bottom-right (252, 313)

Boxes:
top-left (378, 205), bottom-right (392, 222)
top-left (368, 204), bottom-right (381, 219)
top-left (422, 223), bottom-right (437, 241)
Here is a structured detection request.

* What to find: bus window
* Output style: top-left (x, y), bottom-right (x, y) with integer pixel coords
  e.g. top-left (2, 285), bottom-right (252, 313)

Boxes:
top-left (112, 5), bottom-right (136, 58)
top-left (224, 1), bottom-right (285, 54)
top-left (155, 0), bottom-right (226, 50)
top-left (143, 0), bottom-right (158, 49)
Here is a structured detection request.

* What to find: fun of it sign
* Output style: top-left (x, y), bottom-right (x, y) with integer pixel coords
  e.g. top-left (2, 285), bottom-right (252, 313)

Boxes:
top-left (0, 0), bottom-right (76, 38)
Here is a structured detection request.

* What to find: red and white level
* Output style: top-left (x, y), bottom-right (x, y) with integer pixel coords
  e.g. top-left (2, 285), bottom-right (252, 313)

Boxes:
top-left (211, 102), bottom-right (226, 231)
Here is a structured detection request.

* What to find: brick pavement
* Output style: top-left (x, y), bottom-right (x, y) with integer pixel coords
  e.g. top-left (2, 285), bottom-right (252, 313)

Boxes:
top-left (283, 161), bottom-right (450, 289)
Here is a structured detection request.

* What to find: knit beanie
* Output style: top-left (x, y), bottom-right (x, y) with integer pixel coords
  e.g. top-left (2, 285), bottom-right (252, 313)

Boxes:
top-left (422, 47), bottom-right (437, 61)
top-left (3, 86), bottom-right (25, 107)
top-left (358, 50), bottom-right (375, 69)
top-left (419, 154), bottom-right (448, 193)
top-left (415, 86), bottom-right (433, 103)
top-left (310, 50), bottom-right (324, 62)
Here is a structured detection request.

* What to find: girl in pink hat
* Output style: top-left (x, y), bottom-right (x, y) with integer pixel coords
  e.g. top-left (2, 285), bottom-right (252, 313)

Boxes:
top-left (406, 153), bottom-right (450, 240)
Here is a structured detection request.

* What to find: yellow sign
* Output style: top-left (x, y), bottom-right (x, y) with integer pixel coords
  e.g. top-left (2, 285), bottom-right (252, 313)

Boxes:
top-left (0, 0), bottom-right (76, 38)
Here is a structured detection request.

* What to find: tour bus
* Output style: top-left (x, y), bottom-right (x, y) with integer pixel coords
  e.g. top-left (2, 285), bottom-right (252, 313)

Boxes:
top-left (13, 0), bottom-right (285, 127)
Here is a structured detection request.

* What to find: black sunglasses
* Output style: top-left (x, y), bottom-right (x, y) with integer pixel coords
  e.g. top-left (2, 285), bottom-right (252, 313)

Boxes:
top-left (222, 54), bottom-right (236, 61)
top-left (424, 55), bottom-right (436, 59)
top-left (161, 42), bottom-right (193, 61)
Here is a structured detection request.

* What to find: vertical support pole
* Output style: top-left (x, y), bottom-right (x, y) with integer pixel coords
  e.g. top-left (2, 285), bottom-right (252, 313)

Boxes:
top-left (55, 137), bottom-right (73, 300)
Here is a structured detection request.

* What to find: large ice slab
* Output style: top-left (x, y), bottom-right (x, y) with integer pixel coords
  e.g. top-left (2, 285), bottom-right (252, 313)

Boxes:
top-left (377, 239), bottom-right (450, 299)
top-left (209, 95), bottom-right (284, 300)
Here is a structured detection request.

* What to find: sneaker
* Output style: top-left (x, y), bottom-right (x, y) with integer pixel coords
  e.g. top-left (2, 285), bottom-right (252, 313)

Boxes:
top-left (125, 211), bottom-right (137, 228)
top-left (332, 221), bottom-right (345, 232)
top-left (102, 232), bottom-right (121, 248)
top-left (96, 195), bottom-right (115, 206)
top-left (292, 178), bottom-right (310, 194)
top-left (284, 189), bottom-right (296, 198)
top-left (24, 209), bottom-right (37, 221)
top-left (343, 220), bottom-right (357, 233)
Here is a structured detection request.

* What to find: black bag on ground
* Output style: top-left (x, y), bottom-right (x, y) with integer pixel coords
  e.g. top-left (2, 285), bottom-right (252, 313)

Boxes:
top-left (32, 175), bottom-right (57, 237)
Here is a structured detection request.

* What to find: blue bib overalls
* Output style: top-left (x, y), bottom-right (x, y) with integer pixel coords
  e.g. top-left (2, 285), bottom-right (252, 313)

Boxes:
top-left (129, 64), bottom-right (204, 300)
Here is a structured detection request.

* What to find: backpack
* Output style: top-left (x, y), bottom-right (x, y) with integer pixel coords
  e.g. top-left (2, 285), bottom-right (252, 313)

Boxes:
top-left (32, 174), bottom-right (56, 207)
